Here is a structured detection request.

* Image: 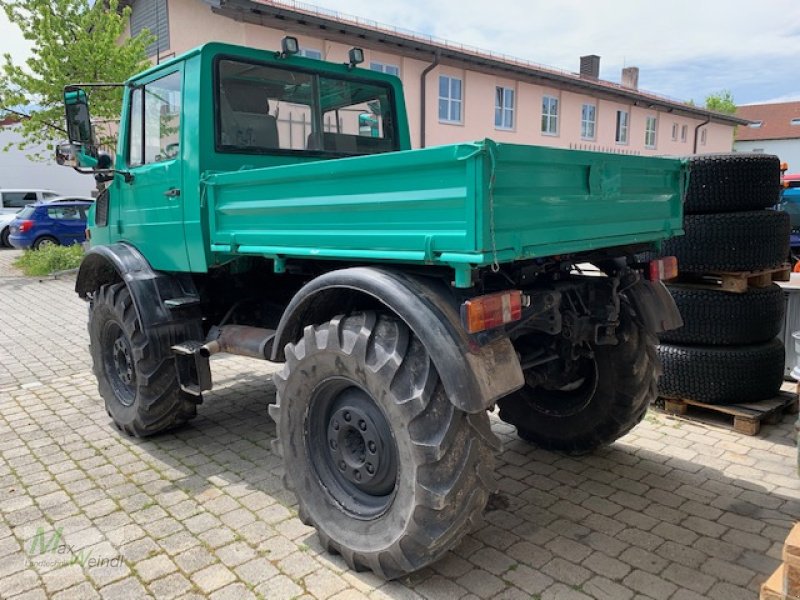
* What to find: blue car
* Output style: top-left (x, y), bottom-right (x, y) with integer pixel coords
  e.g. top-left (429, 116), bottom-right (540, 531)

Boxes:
top-left (8, 200), bottom-right (93, 250)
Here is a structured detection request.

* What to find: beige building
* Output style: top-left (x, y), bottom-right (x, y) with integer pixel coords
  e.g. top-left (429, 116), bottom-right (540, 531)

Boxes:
top-left (128, 0), bottom-right (746, 153)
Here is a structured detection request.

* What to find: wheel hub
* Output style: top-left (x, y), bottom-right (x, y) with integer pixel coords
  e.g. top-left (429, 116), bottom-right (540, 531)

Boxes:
top-left (113, 336), bottom-right (135, 386)
top-left (308, 382), bottom-right (398, 517)
top-left (103, 322), bottom-right (136, 407)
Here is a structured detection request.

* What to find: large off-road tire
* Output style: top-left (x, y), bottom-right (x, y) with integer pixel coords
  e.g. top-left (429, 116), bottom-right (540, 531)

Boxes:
top-left (684, 154), bottom-right (781, 214)
top-left (496, 307), bottom-right (657, 455)
top-left (270, 312), bottom-right (499, 580)
top-left (89, 282), bottom-right (202, 436)
top-left (662, 210), bottom-right (789, 273)
top-left (657, 339), bottom-right (785, 404)
top-left (661, 284), bottom-right (785, 345)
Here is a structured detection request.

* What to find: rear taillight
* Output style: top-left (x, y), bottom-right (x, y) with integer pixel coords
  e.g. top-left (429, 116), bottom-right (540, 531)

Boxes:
top-left (18, 220), bottom-right (34, 233)
top-left (85, 228), bottom-right (91, 240)
top-left (649, 256), bottom-right (678, 281)
top-left (461, 290), bottom-right (523, 334)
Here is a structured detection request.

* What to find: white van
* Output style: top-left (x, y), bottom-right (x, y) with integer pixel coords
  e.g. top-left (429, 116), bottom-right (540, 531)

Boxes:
top-left (0, 189), bottom-right (59, 247)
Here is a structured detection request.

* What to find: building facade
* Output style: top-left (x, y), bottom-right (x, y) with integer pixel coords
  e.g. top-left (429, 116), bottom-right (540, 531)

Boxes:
top-left (734, 102), bottom-right (800, 172)
top-left (127, 0), bottom-right (744, 154)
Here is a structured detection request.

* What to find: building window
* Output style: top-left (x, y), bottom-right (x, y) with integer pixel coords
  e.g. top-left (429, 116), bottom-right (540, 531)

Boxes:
top-left (438, 75), bottom-right (462, 123)
top-left (615, 110), bottom-right (629, 144)
top-left (541, 95), bottom-right (559, 135)
top-left (370, 62), bottom-right (400, 77)
top-left (581, 103), bottom-right (596, 140)
top-left (130, 0), bottom-right (170, 57)
top-left (791, 118), bottom-right (800, 126)
top-left (700, 128), bottom-right (707, 146)
top-left (680, 124), bottom-right (688, 142)
top-left (495, 86), bottom-right (514, 130)
top-left (299, 48), bottom-right (322, 60)
top-left (748, 120), bottom-right (763, 128)
top-left (671, 123), bottom-right (678, 141)
top-left (645, 116), bottom-right (657, 148)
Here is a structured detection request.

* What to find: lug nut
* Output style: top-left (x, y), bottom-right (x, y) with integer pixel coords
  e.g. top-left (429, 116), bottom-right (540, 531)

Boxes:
top-left (368, 441), bottom-right (376, 453)
top-left (353, 470), bottom-right (361, 481)
top-left (338, 461), bottom-right (346, 471)
top-left (366, 463), bottom-right (374, 474)
top-left (332, 420), bottom-right (339, 430)
top-left (329, 439), bottom-right (337, 450)
top-left (343, 411), bottom-right (351, 422)
top-left (358, 420), bottom-right (366, 431)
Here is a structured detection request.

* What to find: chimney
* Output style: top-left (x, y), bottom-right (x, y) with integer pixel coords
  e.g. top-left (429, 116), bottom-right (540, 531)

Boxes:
top-left (580, 55), bottom-right (600, 80)
top-left (621, 66), bottom-right (639, 89)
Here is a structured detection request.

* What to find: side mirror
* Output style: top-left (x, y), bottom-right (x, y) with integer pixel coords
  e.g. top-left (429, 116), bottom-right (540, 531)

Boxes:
top-left (64, 88), bottom-right (94, 146)
top-left (55, 142), bottom-right (79, 167)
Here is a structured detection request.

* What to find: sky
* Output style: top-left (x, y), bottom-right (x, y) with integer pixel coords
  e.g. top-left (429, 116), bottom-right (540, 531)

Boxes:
top-left (1, 0), bottom-right (799, 106)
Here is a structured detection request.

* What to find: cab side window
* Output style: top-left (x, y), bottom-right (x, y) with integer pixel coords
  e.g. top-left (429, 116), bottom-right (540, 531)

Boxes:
top-left (128, 70), bottom-right (182, 167)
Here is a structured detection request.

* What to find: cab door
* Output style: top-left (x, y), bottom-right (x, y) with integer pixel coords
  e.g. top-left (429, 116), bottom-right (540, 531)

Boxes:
top-left (115, 68), bottom-right (189, 271)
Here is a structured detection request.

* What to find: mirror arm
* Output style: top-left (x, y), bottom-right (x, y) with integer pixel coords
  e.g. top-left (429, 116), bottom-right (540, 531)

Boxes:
top-left (72, 167), bottom-right (134, 184)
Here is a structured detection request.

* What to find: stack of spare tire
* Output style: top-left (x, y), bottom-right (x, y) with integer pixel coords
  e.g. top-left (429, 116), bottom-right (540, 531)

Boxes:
top-left (657, 154), bottom-right (789, 405)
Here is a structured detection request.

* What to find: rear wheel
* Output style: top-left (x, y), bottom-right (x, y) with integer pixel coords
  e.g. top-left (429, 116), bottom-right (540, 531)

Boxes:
top-left (0, 227), bottom-right (9, 247)
top-left (33, 236), bottom-right (58, 250)
top-left (270, 312), bottom-right (499, 579)
top-left (497, 307), bottom-right (657, 454)
top-left (89, 282), bottom-right (202, 436)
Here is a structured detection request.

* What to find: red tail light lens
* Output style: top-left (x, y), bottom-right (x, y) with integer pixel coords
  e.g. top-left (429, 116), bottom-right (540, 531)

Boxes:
top-left (649, 256), bottom-right (678, 281)
top-left (18, 220), bottom-right (34, 233)
top-left (461, 290), bottom-right (523, 334)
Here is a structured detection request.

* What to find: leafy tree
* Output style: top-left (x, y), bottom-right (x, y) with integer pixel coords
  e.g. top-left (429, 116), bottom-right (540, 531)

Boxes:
top-left (704, 90), bottom-right (737, 115)
top-left (0, 0), bottom-right (153, 156)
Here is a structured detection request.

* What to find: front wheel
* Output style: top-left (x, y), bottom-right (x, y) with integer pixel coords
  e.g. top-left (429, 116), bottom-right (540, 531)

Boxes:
top-left (270, 312), bottom-right (499, 580)
top-left (89, 282), bottom-right (202, 436)
top-left (497, 307), bottom-right (658, 455)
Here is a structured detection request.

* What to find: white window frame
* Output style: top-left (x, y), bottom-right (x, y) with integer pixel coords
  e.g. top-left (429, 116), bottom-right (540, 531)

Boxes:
top-left (680, 124), bottom-right (688, 143)
top-left (370, 61), bottom-right (400, 77)
top-left (438, 75), bottom-right (463, 124)
top-left (299, 48), bottom-right (322, 60)
top-left (494, 86), bottom-right (515, 130)
top-left (645, 115), bottom-right (657, 149)
top-left (671, 123), bottom-right (678, 141)
top-left (615, 110), bottom-right (629, 144)
top-left (580, 103), bottom-right (596, 140)
top-left (541, 95), bottom-right (559, 135)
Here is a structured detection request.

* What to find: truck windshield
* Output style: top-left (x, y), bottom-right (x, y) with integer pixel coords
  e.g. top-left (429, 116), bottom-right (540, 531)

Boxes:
top-left (217, 58), bottom-right (396, 156)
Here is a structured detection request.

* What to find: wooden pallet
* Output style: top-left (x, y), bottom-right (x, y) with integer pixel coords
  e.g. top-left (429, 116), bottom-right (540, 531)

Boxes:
top-left (673, 264), bottom-right (791, 294)
top-left (659, 390), bottom-right (798, 435)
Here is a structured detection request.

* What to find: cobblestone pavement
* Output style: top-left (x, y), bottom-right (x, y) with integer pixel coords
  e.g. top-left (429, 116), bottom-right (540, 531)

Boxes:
top-left (1, 246), bottom-right (798, 600)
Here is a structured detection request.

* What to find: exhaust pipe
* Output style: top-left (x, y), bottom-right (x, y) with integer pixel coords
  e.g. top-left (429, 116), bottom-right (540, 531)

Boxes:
top-left (200, 325), bottom-right (276, 360)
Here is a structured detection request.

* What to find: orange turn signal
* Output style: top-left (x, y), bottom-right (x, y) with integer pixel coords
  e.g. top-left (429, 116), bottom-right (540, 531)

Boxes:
top-left (649, 256), bottom-right (678, 281)
top-left (461, 290), bottom-right (523, 334)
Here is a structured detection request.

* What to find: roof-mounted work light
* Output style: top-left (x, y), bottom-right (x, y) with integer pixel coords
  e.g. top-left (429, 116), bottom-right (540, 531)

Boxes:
top-left (347, 48), bottom-right (364, 69)
top-left (279, 36), bottom-right (299, 58)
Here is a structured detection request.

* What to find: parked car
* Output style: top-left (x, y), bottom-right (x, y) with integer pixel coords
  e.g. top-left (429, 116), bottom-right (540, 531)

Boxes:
top-left (780, 173), bottom-right (800, 248)
top-left (0, 189), bottom-right (60, 246)
top-left (8, 199), bottom-right (93, 249)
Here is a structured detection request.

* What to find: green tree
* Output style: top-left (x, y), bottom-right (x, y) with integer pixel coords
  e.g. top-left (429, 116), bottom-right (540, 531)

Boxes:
top-left (0, 0), bottom-right (153, 156)
top-left (704, 89), bottom-right (737, 114)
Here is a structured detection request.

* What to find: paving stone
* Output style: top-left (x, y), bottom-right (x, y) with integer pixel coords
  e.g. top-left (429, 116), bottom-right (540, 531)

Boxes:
top-left (191, 563), bottom-right (237, 594)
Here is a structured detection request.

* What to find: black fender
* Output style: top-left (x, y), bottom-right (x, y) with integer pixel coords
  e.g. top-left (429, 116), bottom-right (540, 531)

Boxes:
top-left (625, 277), bottom-right (683, 333)
top-left (271, 267), bottom-right (525, 413)
top-left (75, 243), bottom-right (200, 331)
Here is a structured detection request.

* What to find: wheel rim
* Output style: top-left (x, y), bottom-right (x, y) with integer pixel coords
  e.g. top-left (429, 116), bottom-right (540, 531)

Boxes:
top-left (307, 379), bottom-right (398, 518)
top-left (37, 238), bottom-right (55, 249)
top-left (102, 321), bottom-right (136, 406)
top-left (525, 356), bottom-right (599, 417)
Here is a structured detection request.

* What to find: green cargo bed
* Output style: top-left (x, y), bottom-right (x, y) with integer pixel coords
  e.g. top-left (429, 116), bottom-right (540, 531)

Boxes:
top-left (205, 140), bottom-right (684, 285)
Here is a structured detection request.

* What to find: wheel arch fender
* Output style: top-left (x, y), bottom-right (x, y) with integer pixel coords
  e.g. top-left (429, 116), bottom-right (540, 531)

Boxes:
top-left (624, 277), bottom-right (683, 333)
top-left (75, 243), bottom-right (199, 331)
top-left (271, 267), bottom-right (524, 413)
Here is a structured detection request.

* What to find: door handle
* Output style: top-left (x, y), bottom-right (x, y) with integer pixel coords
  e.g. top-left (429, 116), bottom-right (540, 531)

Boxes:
top-left (164, 188), bottom-right (181, 198)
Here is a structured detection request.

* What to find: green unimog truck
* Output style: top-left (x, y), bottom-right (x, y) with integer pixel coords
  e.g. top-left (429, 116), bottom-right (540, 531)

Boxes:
top-left (61, 39), bottom-right (684, 579)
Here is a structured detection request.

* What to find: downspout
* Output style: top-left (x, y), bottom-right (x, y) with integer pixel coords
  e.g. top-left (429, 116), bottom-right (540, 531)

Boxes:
top-left (693, 115), bottom-right (711, 154)
top-left (420, 51), bottom-right (441, 148)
